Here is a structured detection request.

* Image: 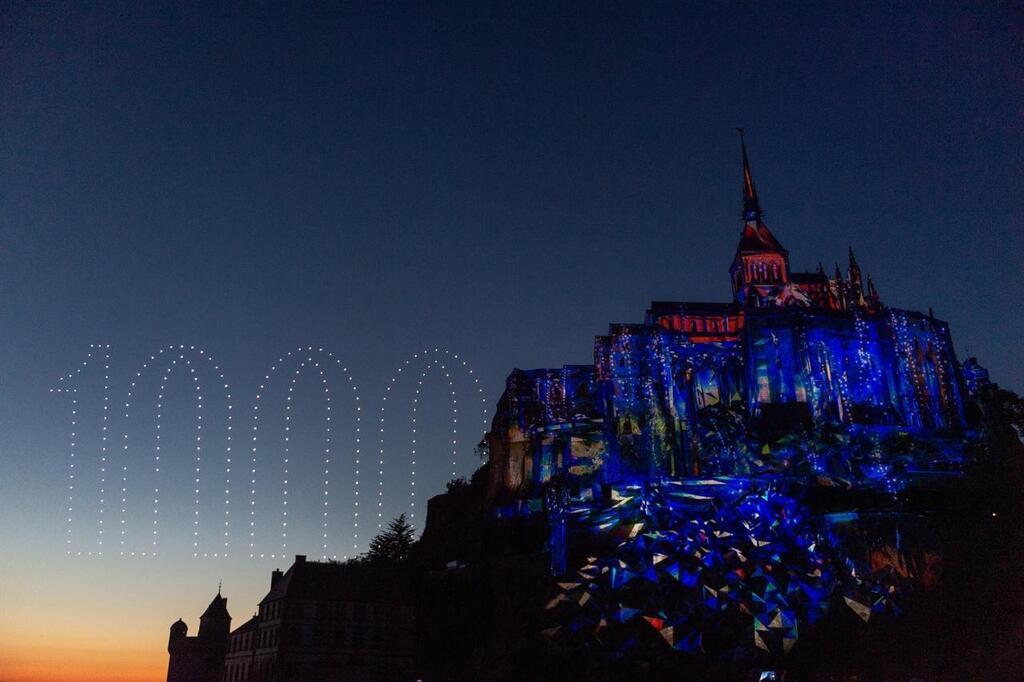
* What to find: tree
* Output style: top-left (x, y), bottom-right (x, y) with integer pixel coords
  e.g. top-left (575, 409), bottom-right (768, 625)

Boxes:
top-left (446, 476), bottom-right (469, 494)
top-left (367, 513), bottom-right (416, 563)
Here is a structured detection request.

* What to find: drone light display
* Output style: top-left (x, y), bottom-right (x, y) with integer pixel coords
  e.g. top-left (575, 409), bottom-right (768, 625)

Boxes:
top-left (53, 345), bottom-right (490, 559)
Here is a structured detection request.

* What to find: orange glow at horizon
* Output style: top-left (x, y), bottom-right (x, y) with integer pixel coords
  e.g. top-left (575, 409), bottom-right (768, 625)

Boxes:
top-left (0, 556), bottom-right (271, 682)
top-left (0, 637), bottom-right (164, 682)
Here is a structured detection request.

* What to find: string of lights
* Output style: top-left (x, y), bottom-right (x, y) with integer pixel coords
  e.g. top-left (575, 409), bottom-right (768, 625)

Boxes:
top-left (52, 344), bottom-right (110, 556)
top-left (853, 311), bottom-right (883, 407)
top-left (117, 345), bottom-right (232, 558)
top-left (57, 345), bottom-right (494, 559)
top-left (99, 350), bottom-right (110, 553)
top-left (248, 347), bottom-right (361, 561)
top-left (407, 357), bottom-right (456, 521)
top-left (377, 349), bottom-right (489, 529)
top-left (889, 312), bottom-right (926, 428)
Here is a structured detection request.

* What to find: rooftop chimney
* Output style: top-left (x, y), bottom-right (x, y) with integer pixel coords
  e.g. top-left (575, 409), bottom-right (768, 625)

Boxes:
top-left (295, 554), bottom-right (306, 564)
top-left (270, 569), bottom-right (283, 589)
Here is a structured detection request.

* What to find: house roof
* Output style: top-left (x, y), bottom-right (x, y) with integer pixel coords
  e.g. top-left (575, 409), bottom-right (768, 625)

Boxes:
top-left (734, 220), bottom-right (787, 257)
top-left (259, 557), bottom-right (405, 606)
top-left (648, 301), bottom-right (740, 316)
top-left (200, 593), bottom-right (230, 621)
top-left (790, 271), bottom-right (829, 285)
top-left (229, 615), bottom-right (258, 636)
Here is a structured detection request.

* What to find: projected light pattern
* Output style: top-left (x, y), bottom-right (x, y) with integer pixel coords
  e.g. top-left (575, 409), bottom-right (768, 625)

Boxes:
top-left (485, 142), bottom-right (979, 508)
top-left (488, 262), bottom-right (969, 504)
top-left (377, 348), bottom-right (489, 527)
top-left (544, 481), bottom-right (910, 660)
top-left (249, 347), bottom-right (361, 561)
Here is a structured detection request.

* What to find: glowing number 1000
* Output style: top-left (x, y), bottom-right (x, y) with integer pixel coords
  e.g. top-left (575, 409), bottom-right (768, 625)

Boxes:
top-left (53, 344), bottom-right (489, 559)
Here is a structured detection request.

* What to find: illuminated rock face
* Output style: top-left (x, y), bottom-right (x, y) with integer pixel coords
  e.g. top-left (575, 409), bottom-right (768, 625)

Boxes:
top-left (486, 145), bottom-right (970, 504)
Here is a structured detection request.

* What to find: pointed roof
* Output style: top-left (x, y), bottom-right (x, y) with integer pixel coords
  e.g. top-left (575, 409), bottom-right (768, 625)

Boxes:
top-left (733, 130), bottom-right (786, 258)
top-left (739, 128), bottom-right (761, 219)
top-left (735, 221), bottom-right (787, 255)
top-left (867, 274), bottom-right (880, 302)
top-left (258, 556), bottom-right (407, 606)
top-left (790, 271), bottom-right (828, 286)
top-left (200, 592), bottom-right (230, 621)
top-left (229, 615), bottom-right (259, 637)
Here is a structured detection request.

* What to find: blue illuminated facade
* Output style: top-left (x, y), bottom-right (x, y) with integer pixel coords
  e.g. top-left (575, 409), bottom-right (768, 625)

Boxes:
top-left (486, 138), bottom-right (968, 505)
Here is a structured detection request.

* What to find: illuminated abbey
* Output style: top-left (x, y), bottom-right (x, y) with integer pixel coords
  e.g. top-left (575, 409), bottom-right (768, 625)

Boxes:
top-left (487, 136), bottom-right (971, 504)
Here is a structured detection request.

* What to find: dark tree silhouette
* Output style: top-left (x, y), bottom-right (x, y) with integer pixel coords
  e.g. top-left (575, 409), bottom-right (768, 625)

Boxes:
top-left (367, 513), bottom-right (415, 562)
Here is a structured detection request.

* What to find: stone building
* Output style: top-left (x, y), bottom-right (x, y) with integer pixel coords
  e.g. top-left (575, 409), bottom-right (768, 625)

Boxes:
top-left (487, 136), bottom-right (969, 506)
top-left (167, 591), bottom-right (231, 682)
top-left (167, 555), bottom-right (415, 682)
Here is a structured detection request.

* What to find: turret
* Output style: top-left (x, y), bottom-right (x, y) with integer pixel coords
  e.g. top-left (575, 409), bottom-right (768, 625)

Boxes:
top-left (167, 592), bottom-right (230, 682)
top-left (847, 247), bottom-right (865, 307)
top-left (833, 262), bottom-right (848, 311)
top-left (866, 274), bottom-right (882, 309)
top-left (197, 590), bottom-right (231, 642)
top-left (168, 618), bottom-right (187, 653)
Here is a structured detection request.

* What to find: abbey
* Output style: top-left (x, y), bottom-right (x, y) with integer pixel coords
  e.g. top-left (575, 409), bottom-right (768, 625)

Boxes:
top-left (487, 136), bottom-right (969, 503)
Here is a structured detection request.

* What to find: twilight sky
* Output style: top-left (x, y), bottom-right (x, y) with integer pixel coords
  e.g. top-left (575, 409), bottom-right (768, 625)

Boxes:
top-left (1, 3), bottom-right (1022, 680)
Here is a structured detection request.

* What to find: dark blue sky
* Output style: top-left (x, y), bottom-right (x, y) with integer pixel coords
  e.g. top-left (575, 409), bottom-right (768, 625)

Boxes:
top-left (2, 1), bottom-right (1023, 553)
top-left (1, 4), bottom-right (1022, 670)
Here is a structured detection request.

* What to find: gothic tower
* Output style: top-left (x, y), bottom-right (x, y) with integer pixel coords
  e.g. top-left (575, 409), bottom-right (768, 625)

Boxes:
top-left (168, 619), bottom-right (187, 652)
top-left (847, 247), bottom-right (865, 307)
top-left (198, 590), bottom-right (231, 641)
top-left (166, 590), bottom-right (230, 682)
top-left (729, 131), bottom-right (790, 306)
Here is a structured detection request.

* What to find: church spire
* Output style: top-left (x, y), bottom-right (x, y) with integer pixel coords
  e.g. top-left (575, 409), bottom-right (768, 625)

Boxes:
top-left (729, 131), bottom-right (789, 305)
top-left (848, 246), bottom-right (864, 305)
top-left (738, 128), bottom-right (761, 221)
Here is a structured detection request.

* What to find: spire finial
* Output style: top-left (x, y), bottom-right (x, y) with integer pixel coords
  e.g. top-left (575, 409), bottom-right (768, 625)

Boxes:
top-left (738, 128), bottom-right (761, 221)
top-left (217, 580), bottom-right (222, 596)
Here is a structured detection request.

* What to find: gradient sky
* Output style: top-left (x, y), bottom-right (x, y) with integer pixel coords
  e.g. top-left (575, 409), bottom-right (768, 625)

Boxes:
top-left (1, 3), bottom-right (1022, 680)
